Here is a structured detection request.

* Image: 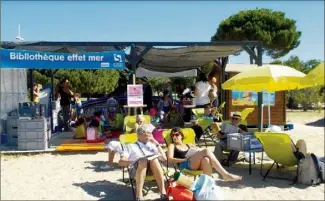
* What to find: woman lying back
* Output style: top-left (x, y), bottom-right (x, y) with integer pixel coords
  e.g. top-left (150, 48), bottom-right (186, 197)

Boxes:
top-left (167, 127), bottom-right (242, 181)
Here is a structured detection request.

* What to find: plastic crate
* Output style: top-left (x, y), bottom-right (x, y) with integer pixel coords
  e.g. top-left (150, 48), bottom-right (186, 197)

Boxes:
top-left (18, 138), bottom-right (48, 150)
top-left (227, 132), bottom-right (262, 151)
top-left (18, 130), bottom-right (47, 140)
top-left (18, 118), bottom-right (46, 131)
top-left (7, 134), bottom-right (18, 146)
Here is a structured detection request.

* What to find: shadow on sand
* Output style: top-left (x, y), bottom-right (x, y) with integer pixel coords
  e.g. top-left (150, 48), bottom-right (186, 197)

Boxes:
top-left (219, 163), bottom-right (309, 190)
top-left (306, 117), bottom-right (325, 127)
top-left (74, 179), bottom-right (160, 200)
top-left (84, 160), bottom-right (119, 172)
top-left (73, 180), bottom-right (133, 200)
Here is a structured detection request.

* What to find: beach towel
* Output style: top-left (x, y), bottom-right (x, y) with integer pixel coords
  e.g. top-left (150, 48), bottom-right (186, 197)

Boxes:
top-left (152, 129), bottom-right (165, 144)
top-left (190, 174), bottom-right (223, 200)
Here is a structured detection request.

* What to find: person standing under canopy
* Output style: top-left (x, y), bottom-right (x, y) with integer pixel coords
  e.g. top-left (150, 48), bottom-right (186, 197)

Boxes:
top-left (56, 78), bottom-right (74, 132)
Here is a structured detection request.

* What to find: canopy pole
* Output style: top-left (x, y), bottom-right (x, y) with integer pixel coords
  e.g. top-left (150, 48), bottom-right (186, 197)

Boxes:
top-left (130, 44), bottom-right (136, 84)
top-left (50, 70), bottom-right (54, 133)
top-left (257, 41), bottom-right (263, 132)
top-left (29, 69), bottom-right (33, 101)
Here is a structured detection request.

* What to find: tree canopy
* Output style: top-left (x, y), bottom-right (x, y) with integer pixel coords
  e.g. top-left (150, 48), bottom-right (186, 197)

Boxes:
top-left (29, 69), bottom-right (120, 97)
top-left (212, 8), bottom-right (302, 59)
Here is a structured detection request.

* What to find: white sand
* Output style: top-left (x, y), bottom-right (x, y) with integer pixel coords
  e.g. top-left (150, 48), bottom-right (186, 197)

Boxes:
top-left (1, 111), bottom-right (324, 200)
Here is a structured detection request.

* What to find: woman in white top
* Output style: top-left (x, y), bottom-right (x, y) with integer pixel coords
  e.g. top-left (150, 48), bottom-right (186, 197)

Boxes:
top-left (207, 74), bottom-right (218, 108)
top-left (194, 73), bottom-right (212, 108)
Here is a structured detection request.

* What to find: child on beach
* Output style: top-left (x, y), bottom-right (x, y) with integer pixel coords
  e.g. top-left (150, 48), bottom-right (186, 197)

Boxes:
top-left (94, 111), bottom-right (111, 137)
top-left (74, 93), bottom-right (83, 120)
top-left (74, 117), bottom-right (87, 139)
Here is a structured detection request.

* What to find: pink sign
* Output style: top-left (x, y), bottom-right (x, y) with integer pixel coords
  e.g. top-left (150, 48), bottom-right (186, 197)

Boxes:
top-left (127, 85), bottom-right (143, 107)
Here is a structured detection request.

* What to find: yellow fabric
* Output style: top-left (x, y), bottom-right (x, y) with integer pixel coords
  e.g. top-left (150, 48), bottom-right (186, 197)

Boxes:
top-left (75, 125), bottom-right (86, 139)
top-left (255, 132), bottom-right (297, 166)
top-left (162, 128), bottom-right (203, 177)
top-left (55, 142), bottom-right (104, 152)
top-left (163, 128), bottom-right (196, 145)
top-left (124, 115), bottom-right (151, 133)
top-left (301, 62), bottom-right (324, 87)
top-left (222, 64), bottom-right (306, 92)
top-left (119, 133), bottom-right (137, 144)
top-left (197, 118), bottom-right (213, 131)
top-left (192, 108), bottom-right (204, 117)
top-left (240, 108), bottom-right (255, 121)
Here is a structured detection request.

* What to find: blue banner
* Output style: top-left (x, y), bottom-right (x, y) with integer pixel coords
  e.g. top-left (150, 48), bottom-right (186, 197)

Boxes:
top-left (0, 49), bottom-right (125, 69)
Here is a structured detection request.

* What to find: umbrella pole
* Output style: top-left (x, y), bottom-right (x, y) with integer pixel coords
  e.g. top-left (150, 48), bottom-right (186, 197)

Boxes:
top-left (268, 92), bottom-right (271, 126)
top-left (261, 103), bottom-right (264, 131)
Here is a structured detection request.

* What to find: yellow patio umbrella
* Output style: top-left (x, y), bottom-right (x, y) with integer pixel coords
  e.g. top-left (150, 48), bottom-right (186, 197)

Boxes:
top-left (222, 64), bottom-right (306, 92)
top-left (222, 64), bottom-right (306, 126)
top-left (301, 62), bottom-right (324, 87)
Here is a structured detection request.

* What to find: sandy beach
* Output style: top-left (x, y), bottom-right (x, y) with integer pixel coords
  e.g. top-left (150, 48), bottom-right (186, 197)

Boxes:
top-left (1, 111), bottom-right (324, 200)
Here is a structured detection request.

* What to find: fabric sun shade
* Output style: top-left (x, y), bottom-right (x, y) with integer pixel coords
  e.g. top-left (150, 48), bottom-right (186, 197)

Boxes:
top-left (222, 64), bottom-right (306, 92)
top-left (301, 62), bottom-right (324, 87)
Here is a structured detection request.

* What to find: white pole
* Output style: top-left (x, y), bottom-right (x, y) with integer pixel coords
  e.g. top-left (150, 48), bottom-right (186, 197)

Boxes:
top-left (261, 103), bottom-right (264, 131)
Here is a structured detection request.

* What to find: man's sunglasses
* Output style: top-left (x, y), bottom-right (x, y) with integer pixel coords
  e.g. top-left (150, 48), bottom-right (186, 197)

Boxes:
top-left (232, 117), bottom-right (240, 121)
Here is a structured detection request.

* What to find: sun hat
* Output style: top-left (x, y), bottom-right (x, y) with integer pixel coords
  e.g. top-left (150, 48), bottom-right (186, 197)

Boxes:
top-left (232, 111), bottom-right (241, 118)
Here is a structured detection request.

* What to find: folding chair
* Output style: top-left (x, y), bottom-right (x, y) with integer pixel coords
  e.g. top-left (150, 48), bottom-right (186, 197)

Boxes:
top-left (119, 133), bottom-right (169, 199)
top-left (162, 128), bottom-right (203, 179)
top-left (255, 132), bottom-right (299, 183)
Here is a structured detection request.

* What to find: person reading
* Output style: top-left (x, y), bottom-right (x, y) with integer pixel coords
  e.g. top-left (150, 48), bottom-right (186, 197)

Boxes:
top-left (167, 127), bottom-right (242, 182)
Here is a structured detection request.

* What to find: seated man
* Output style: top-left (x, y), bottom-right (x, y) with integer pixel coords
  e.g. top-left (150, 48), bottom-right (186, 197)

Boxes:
top-left (119, 124), bottom-right (168, 201)
top-left (213, 112), bottom-right (242, 165)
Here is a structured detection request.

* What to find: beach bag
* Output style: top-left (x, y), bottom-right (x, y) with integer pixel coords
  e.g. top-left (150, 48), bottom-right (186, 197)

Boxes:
top-left (298, 153), bottom-right (323, 186)
top-left (190, 174), bottom-right (223, 200)
top-left (166, 181), bottom-right (195, 201)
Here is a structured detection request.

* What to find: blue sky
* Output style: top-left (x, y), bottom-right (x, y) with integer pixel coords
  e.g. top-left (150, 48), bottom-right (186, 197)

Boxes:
top-left (1, 1), bottom-right (324, 64)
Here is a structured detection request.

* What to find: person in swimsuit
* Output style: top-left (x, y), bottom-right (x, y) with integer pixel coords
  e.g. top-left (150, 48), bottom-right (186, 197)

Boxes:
top-left (167, 127), bottom-right (242, 181)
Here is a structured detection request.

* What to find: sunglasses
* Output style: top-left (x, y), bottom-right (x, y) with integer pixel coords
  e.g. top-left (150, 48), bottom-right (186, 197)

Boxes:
top-left (232, 117), bottom-right (240, 121)
top-left (171, 133), bottom-right (181, 137)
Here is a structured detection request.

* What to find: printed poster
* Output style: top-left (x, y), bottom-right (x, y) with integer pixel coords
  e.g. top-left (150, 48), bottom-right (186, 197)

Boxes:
top-left (127, 84), bottom-right (143, 107)
top-left (231, 90), bottom-right (275, 106)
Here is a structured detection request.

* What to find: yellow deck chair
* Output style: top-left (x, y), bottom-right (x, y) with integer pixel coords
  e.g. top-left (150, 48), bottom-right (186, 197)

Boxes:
top-left (255, 132), bottom-right (299, 182)
top-left (224, 107), bottom-right (255, 126)
top-left (123, 115), bottom-right (151, 133)
top-left (163, 128), bottom-right (203, 178)
top-left (119, 133), bottom-right (168, 198)
top-left (192, 108), bottom-right (204, 117)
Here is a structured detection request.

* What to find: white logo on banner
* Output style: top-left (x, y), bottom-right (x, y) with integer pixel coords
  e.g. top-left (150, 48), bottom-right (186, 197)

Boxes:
top-left (114, 54), bottom-right (122, 62)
